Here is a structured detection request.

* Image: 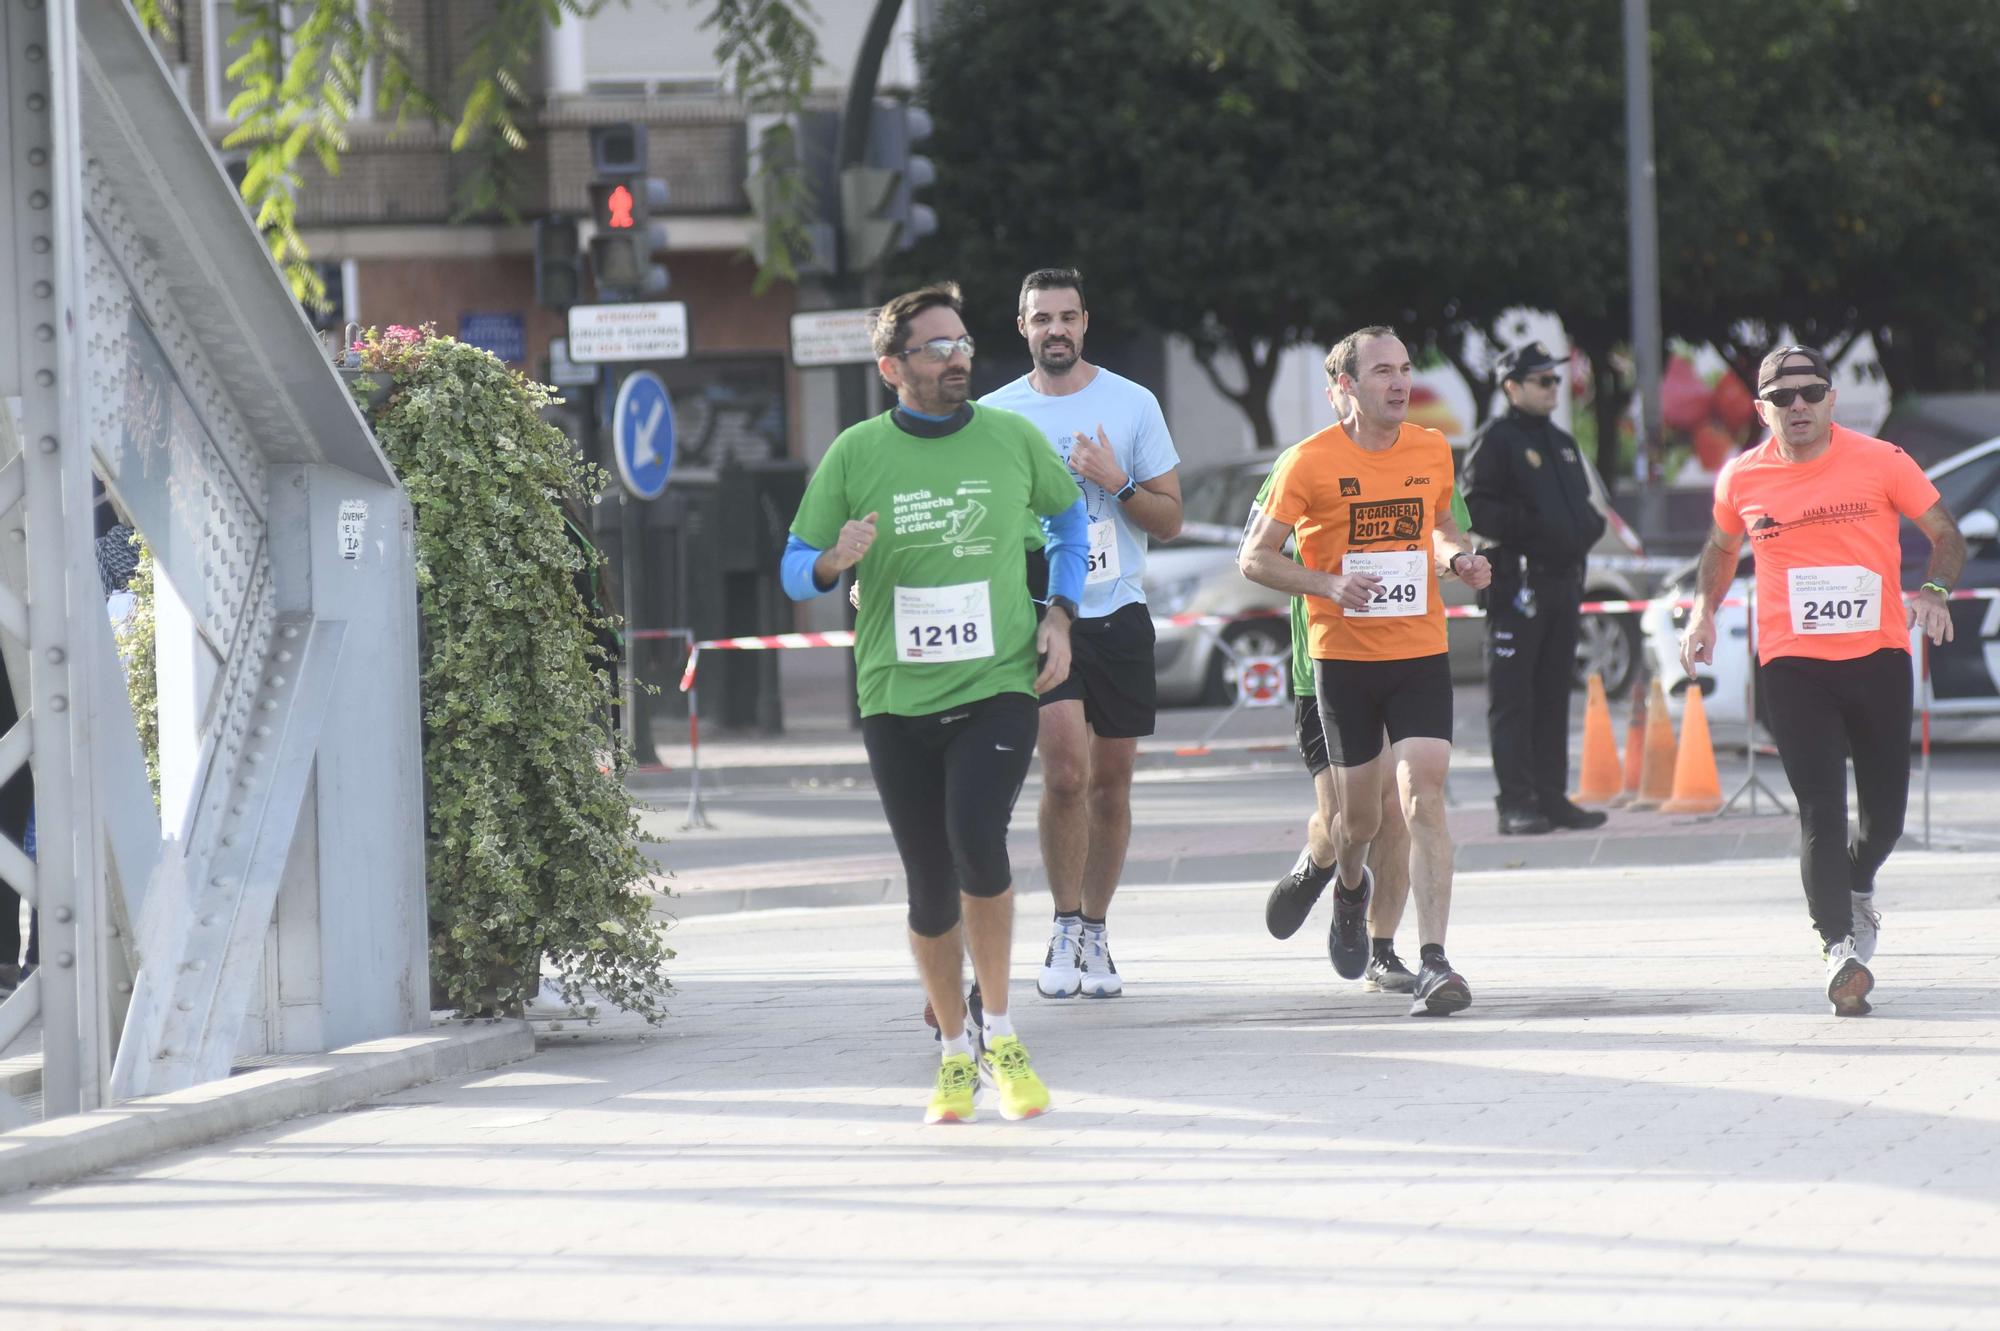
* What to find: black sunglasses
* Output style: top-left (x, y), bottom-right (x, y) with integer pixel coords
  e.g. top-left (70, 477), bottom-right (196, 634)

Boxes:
top-left (1761, 383), bottom-right (1830, 407)
top-left (1525, 373), bottom-right (1561, 388)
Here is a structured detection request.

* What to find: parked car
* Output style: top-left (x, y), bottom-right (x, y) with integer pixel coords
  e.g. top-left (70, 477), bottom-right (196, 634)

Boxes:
top-left (1147, 453), bottom-right (1656, 707)
top-left (1641, 434), bottom-right (2000, 722)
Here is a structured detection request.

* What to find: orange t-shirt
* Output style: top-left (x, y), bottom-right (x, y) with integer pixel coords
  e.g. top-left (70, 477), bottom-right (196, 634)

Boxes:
top-left (1713, 425), bottom-right (1939, 665)
top-left (1261, 421), bottom-right (1455, 662)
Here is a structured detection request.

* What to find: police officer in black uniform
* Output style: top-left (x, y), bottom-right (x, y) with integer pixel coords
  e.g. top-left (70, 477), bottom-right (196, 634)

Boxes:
top-left (1462, 342), bottom-right (1609, 835)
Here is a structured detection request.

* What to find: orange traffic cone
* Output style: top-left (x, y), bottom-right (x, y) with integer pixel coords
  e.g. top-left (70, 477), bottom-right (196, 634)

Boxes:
top-left (1611, 676), bottom-right (1648, 806)
top-left (1625, 678), bottom-right (1679, 810)
top-left (1661, 684), bottom-right (1724, 814)
top-left (1570, 673), bottom-right (1622, 804)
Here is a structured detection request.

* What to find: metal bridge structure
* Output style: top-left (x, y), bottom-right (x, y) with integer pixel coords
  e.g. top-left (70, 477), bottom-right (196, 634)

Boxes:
top-left (0, 0), bottom-right (426, 1119)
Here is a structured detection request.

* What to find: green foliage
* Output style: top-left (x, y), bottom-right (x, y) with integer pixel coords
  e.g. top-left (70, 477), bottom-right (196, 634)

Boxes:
top-left (356, 325), bottom-right (672, 1020)
top-left (207, 0), bottom-right (432, 309)
top-left (708, 0), bottom-right (826, 290)
top-left (115, 539), bottom-right (162, 808)
top-left (134, 0), bottom-right (824, 306)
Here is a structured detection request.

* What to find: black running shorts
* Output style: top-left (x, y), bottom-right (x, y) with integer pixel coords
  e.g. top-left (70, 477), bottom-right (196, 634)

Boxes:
top-left (860, 691), bottom-right (1038, 938)
top-left (1311, 652), bottom-right (1453, 768)
top-left (1038, 601), bottom-right (1157, 739)
top-left (1294, 695), bottom-right (1331, 776)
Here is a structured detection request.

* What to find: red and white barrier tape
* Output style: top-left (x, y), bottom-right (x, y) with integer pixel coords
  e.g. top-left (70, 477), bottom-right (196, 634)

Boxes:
top-left (679, 631), bottom-right (855, 691)
top-left (676, 587), bottom-right (1996, 691)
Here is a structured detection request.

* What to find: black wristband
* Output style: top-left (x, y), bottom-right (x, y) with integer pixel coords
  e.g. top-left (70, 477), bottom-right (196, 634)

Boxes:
top-left (1047, 594), bottom-right (1079, 620)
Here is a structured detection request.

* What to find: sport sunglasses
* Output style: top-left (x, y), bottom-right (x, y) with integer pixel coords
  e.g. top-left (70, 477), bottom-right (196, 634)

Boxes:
top-left (1761, 383), bottom-right (1830, 407)
top-left (895, 335), bottom-right (976, 363)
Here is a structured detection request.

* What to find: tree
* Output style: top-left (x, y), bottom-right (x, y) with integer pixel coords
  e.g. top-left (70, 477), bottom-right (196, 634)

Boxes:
top-left (906, 0), bottom-right (1529, 451)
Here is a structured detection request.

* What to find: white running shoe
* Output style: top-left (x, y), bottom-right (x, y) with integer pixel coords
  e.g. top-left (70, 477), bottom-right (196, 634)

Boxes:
top-left (1850, 891), bottom-right (1880, 963)
top-left (1037, 919), bottom-right (1084, 998)
top-left (523, 976), bottom-right (598, 1024)
top-left (1823, 937), bottom-right (1874, 1017)
top-left (1079, 925), bottom-right (1122, 999)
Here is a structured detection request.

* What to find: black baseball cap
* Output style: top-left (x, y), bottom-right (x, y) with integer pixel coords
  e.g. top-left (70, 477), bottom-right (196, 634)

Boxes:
top-left (1494, 341), bottom-right (1563, 381)
top-left (1756, 344), bottom-right (1833, 391)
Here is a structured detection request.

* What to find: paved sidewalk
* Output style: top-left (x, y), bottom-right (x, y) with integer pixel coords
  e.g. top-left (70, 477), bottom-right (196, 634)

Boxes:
top-left (6, 852), bottom-right (2000, 1327)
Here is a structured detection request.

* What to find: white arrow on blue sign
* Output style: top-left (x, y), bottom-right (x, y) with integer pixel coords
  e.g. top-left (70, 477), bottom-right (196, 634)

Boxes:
top-left (613, 370), bottom-right (675, 500)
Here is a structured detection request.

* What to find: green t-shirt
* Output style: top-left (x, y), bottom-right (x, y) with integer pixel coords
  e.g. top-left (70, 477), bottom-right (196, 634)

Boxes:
top-left (1254, 450), bottom-right (1474, 699)
top-left (792, 406), bottom-right (1082, 718)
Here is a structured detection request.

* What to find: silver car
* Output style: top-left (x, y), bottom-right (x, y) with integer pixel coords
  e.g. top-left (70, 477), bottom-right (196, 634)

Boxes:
top-left (1146, 455), bottom-right (1656, 707)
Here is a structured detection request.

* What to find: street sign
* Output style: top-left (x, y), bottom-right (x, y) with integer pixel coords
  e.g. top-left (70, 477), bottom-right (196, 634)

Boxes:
top-left (458, 311), bottom-right (525, 363)
top-left (789, 308), bottom-right (878, 367)
top-left (569, 301), bottom-right (690, 363)
top-left (1237, 656), bottom-right (1288, 707)
top-left (613, 371), bottom-right (676, 500)
top-left (546, 336), bottom-right (596, 386)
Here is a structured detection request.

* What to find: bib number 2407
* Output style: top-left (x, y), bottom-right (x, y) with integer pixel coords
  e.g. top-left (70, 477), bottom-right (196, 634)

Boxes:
top-left (1787, 565), bottom-right (1881, 636)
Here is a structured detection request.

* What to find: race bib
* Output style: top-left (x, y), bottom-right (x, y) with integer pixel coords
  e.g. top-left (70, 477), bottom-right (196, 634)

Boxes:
top-left (1788, 565), bottom-right (1882, 636)
top-left (1086, 519), bottom-right (1120, 586)
top-left (1341, 550), bottom-right (1428, 617)
top-left (895, 581), bottom-right (995, 664)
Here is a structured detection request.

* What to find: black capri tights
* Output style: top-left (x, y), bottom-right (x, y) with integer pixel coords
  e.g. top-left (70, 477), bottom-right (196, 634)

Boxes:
top-left (861, 691), bottom-right (1039, 937)
top-left (1760, 648), bottom-right (1912, 944)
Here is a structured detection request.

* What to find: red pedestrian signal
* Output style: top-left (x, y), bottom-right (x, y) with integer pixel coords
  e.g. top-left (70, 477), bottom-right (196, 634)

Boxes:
top-left (604, 184), bottom-right (636, 229)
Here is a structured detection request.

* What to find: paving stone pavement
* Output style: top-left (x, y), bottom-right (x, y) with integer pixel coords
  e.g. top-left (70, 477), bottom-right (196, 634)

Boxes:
top-left (5, 852), bottom-right (2000, 1329)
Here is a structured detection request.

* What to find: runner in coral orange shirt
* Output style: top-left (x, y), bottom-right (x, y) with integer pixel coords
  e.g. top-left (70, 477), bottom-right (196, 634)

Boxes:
top-left (1241, 326), bottom-right (1492, 1017)
top-left (1682, 345), bottom-right (1966, 1016)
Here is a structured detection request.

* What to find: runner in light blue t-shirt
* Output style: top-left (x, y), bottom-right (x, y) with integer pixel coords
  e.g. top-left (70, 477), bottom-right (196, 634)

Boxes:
top-left (977, 267), bottom-right (1183, 1005)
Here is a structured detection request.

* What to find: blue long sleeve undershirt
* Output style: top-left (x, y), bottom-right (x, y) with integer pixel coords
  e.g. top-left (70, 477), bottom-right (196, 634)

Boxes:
top-left (781, 533), bottom-right (834, 601)
top-left (1042, 498), bottom-right (1087, 607)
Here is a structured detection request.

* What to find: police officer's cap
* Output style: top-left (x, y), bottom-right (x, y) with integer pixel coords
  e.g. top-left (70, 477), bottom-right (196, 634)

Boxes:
top-left (1494, 341), bottom-right (1564, 381)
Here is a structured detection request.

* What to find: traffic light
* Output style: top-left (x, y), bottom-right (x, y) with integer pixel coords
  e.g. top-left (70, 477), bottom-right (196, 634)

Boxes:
top-left (534, 216), bottom-right (581, 310)
top-left (838, 100), bottom-right (940, 272)
top-left (587, 123), bottom-right (670, 300)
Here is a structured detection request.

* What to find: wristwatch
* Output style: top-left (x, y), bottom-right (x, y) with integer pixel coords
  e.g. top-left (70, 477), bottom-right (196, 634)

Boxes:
top-left (1114, 478), bottom-right (1139, 503)
top-left (1448, 551), bottom-right (1472, 579)
top-left (1047, 594), bottom-right (1080, 620)
top-left (1921, 580), bottom-right (1952, 598)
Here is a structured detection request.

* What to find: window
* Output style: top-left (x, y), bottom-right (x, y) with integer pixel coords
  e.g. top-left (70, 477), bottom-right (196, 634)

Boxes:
top-left (203, 0), bottom-right (374, 126)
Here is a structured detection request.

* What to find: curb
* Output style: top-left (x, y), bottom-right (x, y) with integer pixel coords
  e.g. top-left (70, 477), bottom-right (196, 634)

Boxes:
top-left (662, 824), bottom-right (1804, 920)
top-left (0, 1018), bottom-right (535, 1198)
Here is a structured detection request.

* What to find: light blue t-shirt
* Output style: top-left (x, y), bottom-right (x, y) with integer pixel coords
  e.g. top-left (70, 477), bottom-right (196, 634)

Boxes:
top-left (980, 367), bottom-right (1179, 619)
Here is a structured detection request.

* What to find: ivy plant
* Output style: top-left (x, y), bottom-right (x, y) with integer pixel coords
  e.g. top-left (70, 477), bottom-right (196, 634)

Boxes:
top-left (114, 539), bottom-right (162, 806)
top-left (356, 324), bottom-right (672, 1019)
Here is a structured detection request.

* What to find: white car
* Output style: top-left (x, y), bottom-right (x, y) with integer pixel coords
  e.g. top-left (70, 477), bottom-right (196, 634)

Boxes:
top-left (1643, 435), bottom-right (2000, 722)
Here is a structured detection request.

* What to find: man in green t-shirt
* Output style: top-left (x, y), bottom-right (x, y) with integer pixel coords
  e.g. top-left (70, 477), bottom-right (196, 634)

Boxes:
top-left (1251, 439), bottom-right (1418, 992)
top-left (783, 283), bottom-right (1088, 1125)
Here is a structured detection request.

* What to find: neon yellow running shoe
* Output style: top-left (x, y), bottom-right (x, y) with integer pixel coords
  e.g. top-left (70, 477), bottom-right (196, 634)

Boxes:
top-left (980, 1034), bottom-right (1051, 1120)
top-left (925, 1053), bottom-right (978, 1124)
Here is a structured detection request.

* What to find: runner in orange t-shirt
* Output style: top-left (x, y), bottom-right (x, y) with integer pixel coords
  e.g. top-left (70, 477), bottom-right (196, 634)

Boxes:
top-left (1241, 326), bottom-right (1492, 1016)
top-left (1682, 345), bottom-right (1966, 1016)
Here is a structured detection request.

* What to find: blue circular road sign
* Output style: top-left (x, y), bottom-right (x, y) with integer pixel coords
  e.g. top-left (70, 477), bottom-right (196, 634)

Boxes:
top-left (613, 370), bottom-right (675, 500)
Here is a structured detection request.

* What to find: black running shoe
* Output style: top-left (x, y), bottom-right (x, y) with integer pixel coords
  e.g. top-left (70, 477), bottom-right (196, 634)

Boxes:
top-left (1363, 951), bottom-right (1418, 993)
top-left (1408, 959), bottom-right (1472, 1017)
top-left (1328, 864), bottom-right (1373, 980)
top-left (925, 983), bottom-right (985, 1042)
top-left (1266, 847), bottom-right (1337, 939)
